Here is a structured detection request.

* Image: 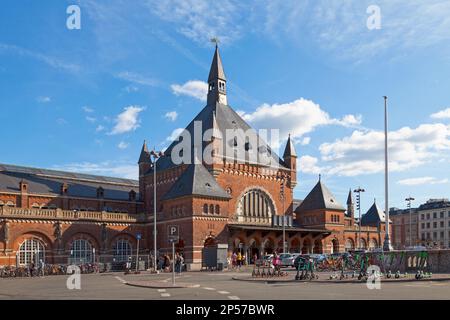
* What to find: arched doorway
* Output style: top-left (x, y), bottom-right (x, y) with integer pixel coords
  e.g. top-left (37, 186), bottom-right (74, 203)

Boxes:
top-left (262, 238), bottom-right (275, 255)
top-left (331, 239), bottom-right (339, 254)
top-left (247, 239), bottom-right (260, 263)
top-left (345, 238), bottom-right (355, 251)
top-left (302, 239), bottom-right (311, 254)
top-left (360, 238), bottom-right (367, 250)
top-left (290, 238), bottom-right (301, 253)
top-left (369, 238), bottom-right (378, 250)
top-left (112, 239), bottom-right (133, 262)
top-left (236, 188), bottom-right (275, 223)
top-left (313, 240), bottom-right (322, 254)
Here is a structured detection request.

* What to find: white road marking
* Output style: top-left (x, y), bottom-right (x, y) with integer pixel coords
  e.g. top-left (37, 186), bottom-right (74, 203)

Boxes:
top-left (160, 293), bottom-right (171, 297)
top-left (114, 276), bottom-right (126, 284)
top-left (203, 287), bottom-right (216, 290)
top-left (218, 291), bottom-right (230, 294)
top-left (157, 289), bottom-right (166, 292)
top-left (228, 296), bottom-right (240, 300)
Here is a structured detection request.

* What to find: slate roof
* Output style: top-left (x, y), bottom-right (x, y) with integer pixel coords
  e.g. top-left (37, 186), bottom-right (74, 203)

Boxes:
top-left (148, 47), bottom-right (288, 175)
top-left (162, 163), bottom-right (231, 200)
top-left (346, 189), bottom-right (353, 205)
top-left (283, 134), bottom-right (297, 159)
top-left (361, 201), bottom-right (388, 225)
top-left (0, 164), bottom-right (139, 201)
top-left (138, 141), bottom-right (152, 164)
top-left (295, 180), bottom-right (345, 212)
top-left (208, 45), bottom-right (226, 82)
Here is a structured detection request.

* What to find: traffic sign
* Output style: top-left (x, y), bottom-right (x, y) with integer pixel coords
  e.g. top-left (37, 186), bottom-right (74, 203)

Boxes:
top-left (137, 233), bottom-right (142, 240)
top-left (168, 225), bottom-right (179, 243)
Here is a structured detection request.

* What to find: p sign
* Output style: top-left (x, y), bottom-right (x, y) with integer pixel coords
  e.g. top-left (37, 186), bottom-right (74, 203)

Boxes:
top-left (168, 225), bottom-right (179, 243)
top-left (136, 233), bottom-right (142, 240)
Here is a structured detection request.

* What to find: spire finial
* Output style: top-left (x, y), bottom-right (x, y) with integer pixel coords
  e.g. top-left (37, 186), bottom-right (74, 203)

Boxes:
top-left (210, 37), bottom-right (220, 48)
top-left (319, 173), bottom-right (321, 181)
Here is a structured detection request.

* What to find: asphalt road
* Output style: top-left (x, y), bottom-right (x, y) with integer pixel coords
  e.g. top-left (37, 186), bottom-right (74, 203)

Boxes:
top-left (0, 270), bottom-right (449, 300)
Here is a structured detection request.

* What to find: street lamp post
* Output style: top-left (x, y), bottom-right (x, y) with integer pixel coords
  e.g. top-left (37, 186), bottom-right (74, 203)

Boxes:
top-left (383, 96), bottom-right (393, 251)
top-left (150, 149), bottom-right (164, 273)
top-left (354, 187), bottom-right (365, 249)
top-left (405, 196), bottom-right (415, 248)
top-left (280, 178), bottom-right (286, 253)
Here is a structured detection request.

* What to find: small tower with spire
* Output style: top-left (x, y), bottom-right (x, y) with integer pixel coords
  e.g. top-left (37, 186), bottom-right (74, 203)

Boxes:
top-left (138, 140), bottom-right (152, 200)
top-left (207, 42), bottom-right (227, 106)
top-left (346, 188), bottom-right (354, 219)
top-left (283, 134), bottom-right (297, 188)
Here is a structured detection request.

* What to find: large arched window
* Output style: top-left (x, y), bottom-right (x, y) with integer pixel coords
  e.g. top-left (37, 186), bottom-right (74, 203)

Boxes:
top-left (236, 188), bottom-right (275, 222)
top-left (70, 239), bottom-right (93, 264)
top-left (113, 239), bottom-right (132, 262)
top-left (18, 238), bottom-right (45, 266)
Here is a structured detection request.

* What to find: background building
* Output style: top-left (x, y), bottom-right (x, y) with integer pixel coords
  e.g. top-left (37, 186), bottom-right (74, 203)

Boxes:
top-left (390, 207), bottom-right (419, 249)
top-left (417, 199), bottom-right (450, 248)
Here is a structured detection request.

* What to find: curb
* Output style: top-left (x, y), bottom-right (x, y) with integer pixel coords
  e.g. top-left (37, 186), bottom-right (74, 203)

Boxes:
top-left (125, 281), bottom-right (200, 289)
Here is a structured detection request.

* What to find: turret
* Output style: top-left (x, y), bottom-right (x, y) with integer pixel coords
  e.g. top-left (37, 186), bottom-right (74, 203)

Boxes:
top-left (346, 188), bottom-right (354, 219)
top-left (138, 140), bottom-right (152, 200)
top-left (207, 44), bottom-right (227, 106)
top-left (283, 134), bottom-right (297, 187)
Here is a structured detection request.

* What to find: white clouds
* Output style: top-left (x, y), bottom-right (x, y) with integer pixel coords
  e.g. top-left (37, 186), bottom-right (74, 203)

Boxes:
top-left (116, 71), bottom-right (159, 87)
top-left (164, 111), bottom-right (178, 122)
top-left (118, 141), bottom-right (129, 149)
top-left (36, 96), bottom-right (51, 103)
top-left (431, 108), bottom-right (450, 120)
top-left (317, 123), bottom-right (450, 176)
top-left (109, 106), bottom-right (145, 135)
top-left (239, 98), bottom-right (362, 140)
top-left (95, 125), bottom-right (105, 132)
top-left (147, 0), bottom-right (243, 45)
top-left (298, 155), bottom-right (323, 175)
top-left (53, 161), bottom-right (138, 180)
top-left (165, 128), bottom-right (184, 143)
top-left (82, 106), bottom-right (94, 113)
top-left (300, 137), bottom-right (311, 146)
top-left (398, 177), bottom-right (449, 186)
top-left (86, 116), bottom-right (97, 123)
top-left (0, 42), bottom-right (80, 73)
top-left (171, 80), bottom-right (208, 101)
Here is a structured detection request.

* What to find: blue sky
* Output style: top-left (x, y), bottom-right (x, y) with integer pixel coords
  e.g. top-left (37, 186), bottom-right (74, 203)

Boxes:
top-left (1, 0), bottom-right (450, 212)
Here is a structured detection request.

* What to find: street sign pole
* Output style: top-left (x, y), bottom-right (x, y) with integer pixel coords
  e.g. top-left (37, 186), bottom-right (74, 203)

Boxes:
top-left (136, 233), bottom-right (141, 273)
top-left (172, 241), bottom-right (175, 286)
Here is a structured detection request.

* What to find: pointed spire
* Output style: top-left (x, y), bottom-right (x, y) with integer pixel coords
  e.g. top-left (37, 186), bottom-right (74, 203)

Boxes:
top-left (211, 110), bottom-right (221, 139)
top-left (138, 140), bottom-right (152, 164)
top-left (208, 45), bottom-right (226, 82)
top-left (346, 188), bottom-right (353, 205)
top-left (283, 134), bottom-right (297, 159)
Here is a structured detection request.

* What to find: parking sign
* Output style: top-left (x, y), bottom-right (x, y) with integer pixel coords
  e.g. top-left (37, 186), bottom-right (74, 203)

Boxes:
top-left (168, 225), bottom-right (179, 243)
top-left (136, 233), bottom-right (142, 240)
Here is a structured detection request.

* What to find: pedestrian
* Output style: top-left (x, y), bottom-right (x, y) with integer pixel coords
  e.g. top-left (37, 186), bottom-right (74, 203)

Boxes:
top-left (237, 252), bottom-right (242, 269)
top-left (253, 253), bottom-right (258, 266)
top-left (231, 252), bottom-right (237, 269)
top-left (39, 259), bottom-right (45, 277)
top-left (175, 253), bottom-right (184, 274)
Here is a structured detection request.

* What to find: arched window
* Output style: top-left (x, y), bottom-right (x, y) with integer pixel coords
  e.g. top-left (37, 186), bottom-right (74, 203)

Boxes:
top-left (237, 189), bottom-right (275, 221)
top-left (6, 201), bottom-right (15, 207)
top-left (209, 204), bottom-right (214, 214)
top-left (70, 239), bottom-right (93, 264)
top-left (203, 204), bottom-right (208, 214)
top-left (18, 238), bottom-right (45, 266)
top-left (113, 239), bottom-right (132, 262)
top-left (215, 205), bottom-right (220, 215)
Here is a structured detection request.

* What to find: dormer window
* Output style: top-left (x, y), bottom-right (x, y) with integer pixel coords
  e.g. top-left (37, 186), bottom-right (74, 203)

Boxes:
top-left (97, 186), bottom-right (104, 198)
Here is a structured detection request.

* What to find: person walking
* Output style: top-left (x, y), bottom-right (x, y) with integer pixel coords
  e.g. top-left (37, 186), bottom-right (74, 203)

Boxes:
top-left (39, 259), bottom-right (45, 277)
top-left (237, 252), bottom-right (242, 269)
top-left (231, 252), bottom-right (237, 269)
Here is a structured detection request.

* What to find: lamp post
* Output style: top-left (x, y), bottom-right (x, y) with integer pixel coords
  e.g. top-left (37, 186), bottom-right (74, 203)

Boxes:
top-left (150, 149), bottom-right (164, 273)
top-left (405, 196), bottom-right (415, 248)
top-left (280, 178), bottom-right (286, 253)
top-left (354, 187), bottom-right (365, 249)
top-left (383, 96), bottom-right (393, 251)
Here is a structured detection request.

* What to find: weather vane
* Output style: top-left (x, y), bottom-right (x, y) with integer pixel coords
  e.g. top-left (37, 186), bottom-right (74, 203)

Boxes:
top-left (210, 37), bottom-right (220, 47)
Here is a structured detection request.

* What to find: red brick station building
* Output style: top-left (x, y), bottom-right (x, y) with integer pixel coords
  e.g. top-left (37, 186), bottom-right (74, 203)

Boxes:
top-left (0, 47), bottom-right (389, 269)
